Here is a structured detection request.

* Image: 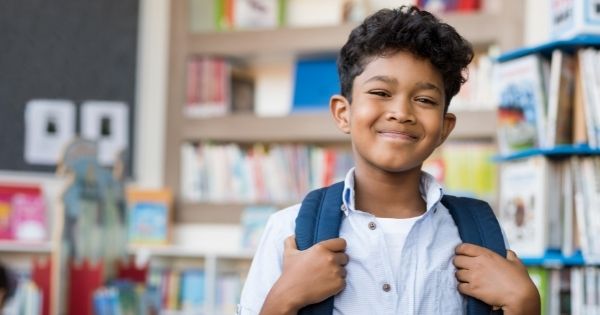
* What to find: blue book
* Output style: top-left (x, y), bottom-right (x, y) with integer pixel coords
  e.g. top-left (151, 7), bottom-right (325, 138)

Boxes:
top-left (292, 57), bottom-right (340, 112)
top-left (180, 269), bottom-right (206, 312)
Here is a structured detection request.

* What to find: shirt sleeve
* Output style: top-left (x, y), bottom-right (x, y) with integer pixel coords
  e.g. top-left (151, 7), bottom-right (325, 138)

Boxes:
top-left (238, 206), bottom-right (297, 314)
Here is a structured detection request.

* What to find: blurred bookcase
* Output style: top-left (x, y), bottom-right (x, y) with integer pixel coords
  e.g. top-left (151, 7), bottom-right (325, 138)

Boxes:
top-left (164, 0), bottom-right (525, 225)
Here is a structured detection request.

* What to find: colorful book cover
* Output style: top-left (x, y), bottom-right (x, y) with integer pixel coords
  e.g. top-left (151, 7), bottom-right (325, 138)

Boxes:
top-left (292, 57), bottom-right (340, 112)
top-left (498, 157), bottom-right (548, 258)
top-left (180, 269), bottom-right (206, 312)
top-left (528, 267), bottom-right (549, 315)
top-left (241, 205), bottom-right (276, 251)
top-left (0, 184), bottom-right (45, 241)
top-left (126, 189), bottom-right (172, 246)
top-left (10, 193), bottom-right (47, 241)
top-left (495, 54), bottom-right (548, 154)
top-left (0, 193), bottom-right (12, 239)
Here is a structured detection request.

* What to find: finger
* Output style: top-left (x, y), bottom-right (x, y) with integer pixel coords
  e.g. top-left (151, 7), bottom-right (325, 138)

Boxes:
top-left (506, 249), bottom-right (519, 261)
top-left (457, 282), bottom-right (474, 296)
top-left (455, 269), bottom-right (471, 283)
top-left (339, 267), bottom-right (347, 278)
top-left (453, 254), bottom-right (474, 269)
top-left (334, 252), bottom-right (349, 266)
top-left (455, 243), bottom-right (488, 257)
top-left (284, 235), bottom-right (298, 252)
top-left (318, 238), bottom-right (347, 252)
top-left (506, 249), bottom-right (525, 267)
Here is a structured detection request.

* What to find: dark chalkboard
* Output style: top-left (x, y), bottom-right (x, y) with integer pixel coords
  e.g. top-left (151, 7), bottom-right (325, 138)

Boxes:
top-left (0, 0), bottom-right (139, 173)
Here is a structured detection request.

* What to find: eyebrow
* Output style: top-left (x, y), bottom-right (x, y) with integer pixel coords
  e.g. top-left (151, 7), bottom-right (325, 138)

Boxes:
top-left (414, 81), bottom-right (442, 94)
top-left (363, 75), bottom-right (398, 85)
top-left (363, 76), bottom-right (442, 94)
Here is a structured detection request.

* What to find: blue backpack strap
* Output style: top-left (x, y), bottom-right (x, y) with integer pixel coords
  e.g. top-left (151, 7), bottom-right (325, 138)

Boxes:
top-left (442, 195), bottom-right (506, 315)
top-left (295, 181), bottom-right (345, 315)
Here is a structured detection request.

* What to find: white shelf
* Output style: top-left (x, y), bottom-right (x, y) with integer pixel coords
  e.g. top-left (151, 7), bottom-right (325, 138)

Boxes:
top-left (128, 245), bottom-right (254, 260)
top-left (0, 240), bottom-right (53, 253)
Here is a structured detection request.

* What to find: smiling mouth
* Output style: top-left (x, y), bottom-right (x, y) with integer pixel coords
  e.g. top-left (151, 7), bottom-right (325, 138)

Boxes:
top-left (377, 130), bottom-right (419, 142)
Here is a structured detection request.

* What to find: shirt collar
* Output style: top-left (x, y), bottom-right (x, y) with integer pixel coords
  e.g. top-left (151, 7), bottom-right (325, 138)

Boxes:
top-left (341, 167), bottom-right (445, 216)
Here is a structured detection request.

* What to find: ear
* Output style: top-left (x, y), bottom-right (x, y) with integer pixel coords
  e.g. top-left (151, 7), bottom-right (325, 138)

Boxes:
top-left (438, 112), bottom-right (456, 146)
top-left (330, 94), bottom-right (351, 134)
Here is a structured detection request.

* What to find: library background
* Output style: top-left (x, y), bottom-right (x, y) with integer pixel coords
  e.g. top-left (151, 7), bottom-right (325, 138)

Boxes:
top-left (0, 0), bottom-right (599, 314)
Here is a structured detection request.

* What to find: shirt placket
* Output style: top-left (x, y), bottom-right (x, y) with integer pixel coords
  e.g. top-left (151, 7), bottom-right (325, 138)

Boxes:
top-left (361, 213), bottom-right (398, 314)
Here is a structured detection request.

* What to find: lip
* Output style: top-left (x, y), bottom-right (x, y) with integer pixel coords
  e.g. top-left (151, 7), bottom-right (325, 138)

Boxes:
top-left (377, 130), bottom-right (419, 142)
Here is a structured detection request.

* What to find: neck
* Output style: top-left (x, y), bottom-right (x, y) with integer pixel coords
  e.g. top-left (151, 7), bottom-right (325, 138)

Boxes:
top-left (353, 164), bottom-right (426, 219)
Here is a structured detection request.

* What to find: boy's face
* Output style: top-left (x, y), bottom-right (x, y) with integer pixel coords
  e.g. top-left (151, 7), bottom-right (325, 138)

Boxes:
top-left (331, 50), bottom-right (456, 173)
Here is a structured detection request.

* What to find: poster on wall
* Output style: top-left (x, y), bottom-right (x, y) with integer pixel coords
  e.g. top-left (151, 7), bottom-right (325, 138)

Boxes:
top-left (24, 99), bottom-right (76, 165)
top-left (80, 100), bottom-right (129, 166)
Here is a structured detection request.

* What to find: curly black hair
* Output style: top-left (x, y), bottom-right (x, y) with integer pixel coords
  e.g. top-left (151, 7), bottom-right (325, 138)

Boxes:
top-left (338, 6), bottom-right (473, 111)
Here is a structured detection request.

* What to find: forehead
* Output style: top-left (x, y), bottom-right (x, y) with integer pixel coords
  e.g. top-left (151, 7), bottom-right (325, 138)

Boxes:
top-left (355, 51), bottom-right (443, 88)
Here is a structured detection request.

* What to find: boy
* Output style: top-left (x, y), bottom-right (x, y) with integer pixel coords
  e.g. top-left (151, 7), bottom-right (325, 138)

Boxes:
top-left (239, 6), bottom-right (540, 315)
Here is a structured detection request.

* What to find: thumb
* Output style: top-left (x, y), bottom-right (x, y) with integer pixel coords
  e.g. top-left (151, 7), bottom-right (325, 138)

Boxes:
top-left (284, 235), bottom-right (298, 252)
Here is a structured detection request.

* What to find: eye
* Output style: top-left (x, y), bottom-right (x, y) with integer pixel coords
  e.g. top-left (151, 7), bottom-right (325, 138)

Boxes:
top-left (415, 97), bottom-right (437, 105)
top-left (368, 90), bottom-right (391, 98)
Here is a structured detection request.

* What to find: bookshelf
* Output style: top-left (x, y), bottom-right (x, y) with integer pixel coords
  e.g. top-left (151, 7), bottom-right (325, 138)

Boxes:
top-left (128, 246), bottom-right (253, 315)
top-left (494, 35), bottom-right (600, 314)
top-left (164, 0), bottom-right (525, 224)
top-left (0, 241), bottom-right (54, 254)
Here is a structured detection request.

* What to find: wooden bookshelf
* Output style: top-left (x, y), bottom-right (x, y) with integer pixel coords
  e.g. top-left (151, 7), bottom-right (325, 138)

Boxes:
top-left (186, 11), bottom-right (521, 58)
top-left (181, 109), bottom-right (497, 143)
top-left (165, 0), bottom-right (523, 223)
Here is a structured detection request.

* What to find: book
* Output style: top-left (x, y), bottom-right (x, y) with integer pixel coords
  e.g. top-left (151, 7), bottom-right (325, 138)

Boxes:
top-left (189, 0), bottom-right (217, 32)
top-left (233, 0), bottom-right (282, 29)
top-left (126, 189), bottom-right (173, 246)
top-left (528, 267), bottom-right (549, 315)
top-left (0, 184), bottom-right (46, 242)
top-left (498, 157), bottom-right (549, 258)
top-left (577, 49), bottom-right (600, 148)
top-left (285, 0), bottom-right (345, 27)
top-left (0, 193), bottom-right (11, 239)
top-left (546, 50), bottom-right (575, 146)
top-left (241, 205), bottom-right (276, 251)
top-left (185, 57), bottom-right (231, 118)
top-left (180, 269), bottom-right (206, 313)
top-left (495, 54), bottom-right (548, 154)
top-left (292, 57), bottom-right (340, 112)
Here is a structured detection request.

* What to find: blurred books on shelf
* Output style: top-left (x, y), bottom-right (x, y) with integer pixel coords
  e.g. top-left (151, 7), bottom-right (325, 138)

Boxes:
top-left (185, 56), bottom-right (231, 118)
top-left (126, 189), bottom-right (173, 247)
top-left (423, 142), bottom-right (497, 201)
top-left (417, 0), bottom-right (481, 12)
top-left (180, 142), bottom-right (353, 204)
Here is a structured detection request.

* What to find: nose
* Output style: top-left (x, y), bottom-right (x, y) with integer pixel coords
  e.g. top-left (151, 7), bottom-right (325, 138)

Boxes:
top-left (385, 98), bottom-right (416, 123)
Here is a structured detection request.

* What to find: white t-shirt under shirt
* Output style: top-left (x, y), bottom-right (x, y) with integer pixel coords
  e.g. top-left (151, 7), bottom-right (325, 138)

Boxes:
top-left (376, 214), bottom-right (424, 275)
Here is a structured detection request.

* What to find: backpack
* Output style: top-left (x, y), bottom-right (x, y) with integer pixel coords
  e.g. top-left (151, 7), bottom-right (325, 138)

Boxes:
top-left (295, 181), bottom-right (505, 315)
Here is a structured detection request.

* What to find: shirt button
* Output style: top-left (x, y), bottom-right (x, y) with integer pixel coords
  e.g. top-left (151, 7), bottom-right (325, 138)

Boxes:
top-left (340, 204), bottom-right (347, 212)
top-left (368, 221), bottom-right (377, 230)
top-left (382, 283), bottom-right (391, 292)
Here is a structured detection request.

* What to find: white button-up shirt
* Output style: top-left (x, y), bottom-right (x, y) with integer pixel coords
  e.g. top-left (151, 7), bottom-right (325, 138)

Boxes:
top-left (239, 168), bottom-right (466, 314)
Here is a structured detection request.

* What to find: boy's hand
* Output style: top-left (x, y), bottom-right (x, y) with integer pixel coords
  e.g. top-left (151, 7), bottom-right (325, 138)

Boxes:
top-left (260, 236), bottom-right (349, 315)
top-left (453, 243), bottom-right (541, 315)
